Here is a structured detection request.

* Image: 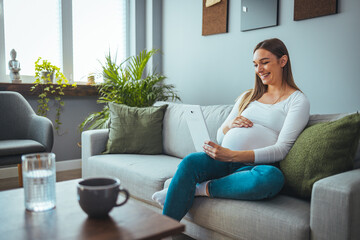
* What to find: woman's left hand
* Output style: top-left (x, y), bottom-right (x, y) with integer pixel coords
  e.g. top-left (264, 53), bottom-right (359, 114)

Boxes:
top-left (203, 141), bottom-right (234, 162)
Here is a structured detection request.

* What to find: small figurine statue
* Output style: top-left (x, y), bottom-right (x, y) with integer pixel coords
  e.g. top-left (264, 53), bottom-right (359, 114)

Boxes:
top-left (9, 49), bottom-right (21, 83)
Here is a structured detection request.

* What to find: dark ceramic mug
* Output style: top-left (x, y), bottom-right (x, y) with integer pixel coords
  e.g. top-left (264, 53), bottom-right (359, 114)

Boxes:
top-left (77, 177), bottom-right (129, 218)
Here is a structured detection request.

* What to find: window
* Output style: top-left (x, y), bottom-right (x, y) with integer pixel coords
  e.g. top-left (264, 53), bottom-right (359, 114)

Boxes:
top-left (73, 0), bottom-right (127, 82)
top-left (3, 0), bottom-right (62, 78)
top-left (0, 0), bottom-right (128, 83)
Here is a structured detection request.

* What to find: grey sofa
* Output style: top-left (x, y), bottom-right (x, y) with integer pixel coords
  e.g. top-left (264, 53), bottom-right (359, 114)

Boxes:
top-left (0, 91), bottom-right (54, 184)
top-left (82, 102), bottom-right (360, 240)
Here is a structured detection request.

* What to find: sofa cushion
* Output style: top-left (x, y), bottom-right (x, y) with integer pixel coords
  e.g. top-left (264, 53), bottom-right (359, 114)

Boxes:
top-left (280, 113), bottom-right (360, 199)
top-left (84, 154), bottom-right (181, 205)
top-left (307, 112), bottom-right (360, 169)
top-left (0, 139), bottom-right (45, 157)
top-left (104, 103), bottom-right (168, 154)
top-left (165, 176), bottom-right (310, 240)
top-left (155, 102), bottom-right (232, 159)
top-left (186, 195), bottom-right (310, 240)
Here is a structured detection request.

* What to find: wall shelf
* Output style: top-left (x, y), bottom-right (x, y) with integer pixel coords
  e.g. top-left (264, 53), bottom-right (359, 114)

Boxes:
top-left (0, 83), bottom-right (99, 97)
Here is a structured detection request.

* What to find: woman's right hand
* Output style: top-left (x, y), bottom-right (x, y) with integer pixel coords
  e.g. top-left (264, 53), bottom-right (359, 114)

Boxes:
top-left (228, 116), bottom-right (253, 128)
top-left (223, 116), bottom-right (253, 134)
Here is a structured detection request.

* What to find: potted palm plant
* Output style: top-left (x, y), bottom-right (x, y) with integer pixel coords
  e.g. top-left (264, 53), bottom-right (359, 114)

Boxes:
top-left (79, 49), bottom-right (180, 131)
top-left (31, 57), bottom-right (76, 133)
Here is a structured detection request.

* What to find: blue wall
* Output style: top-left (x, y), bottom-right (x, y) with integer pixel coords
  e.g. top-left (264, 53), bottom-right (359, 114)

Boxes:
top-left (17, 0), bottom-right (360, 162)
top-left (161, 0), bottom-right (360, 114)
top-left (25, 96), bottom-right (103, 161)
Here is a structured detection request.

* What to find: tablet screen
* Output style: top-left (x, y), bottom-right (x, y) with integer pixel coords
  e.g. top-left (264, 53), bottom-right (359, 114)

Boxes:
top-left (185, 105), bottom-right (211, 152)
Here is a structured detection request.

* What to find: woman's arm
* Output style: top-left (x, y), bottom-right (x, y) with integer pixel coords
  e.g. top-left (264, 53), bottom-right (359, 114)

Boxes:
top-left (253, 93), bottom-right (310, 164)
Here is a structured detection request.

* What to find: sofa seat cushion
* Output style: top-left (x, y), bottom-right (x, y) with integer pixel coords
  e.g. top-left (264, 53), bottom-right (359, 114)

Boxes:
top-left (85, 154), bottom-right (181, 205)
top-left (187, 195), bottom-right (310, 240)
top-left (0, 139), bottom-right (45, 157)
top-left (164, 178), bottom-right (310, 239)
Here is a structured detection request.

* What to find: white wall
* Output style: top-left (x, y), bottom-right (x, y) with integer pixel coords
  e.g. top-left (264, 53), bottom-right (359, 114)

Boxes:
top-left (162, 0), bottom-right (360, 114)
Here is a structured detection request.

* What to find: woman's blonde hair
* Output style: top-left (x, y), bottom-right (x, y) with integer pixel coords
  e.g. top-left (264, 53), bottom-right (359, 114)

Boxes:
top-left (237, 38), bottom-right (300, 114)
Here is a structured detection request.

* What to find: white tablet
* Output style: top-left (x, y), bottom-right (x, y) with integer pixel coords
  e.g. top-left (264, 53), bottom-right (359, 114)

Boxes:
top-left (185, 105), bottom-right (211, 152)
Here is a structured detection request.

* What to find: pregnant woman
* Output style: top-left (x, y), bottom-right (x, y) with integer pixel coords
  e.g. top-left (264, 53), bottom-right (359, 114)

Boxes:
top-left (152, 38), bottom-right (310, 221)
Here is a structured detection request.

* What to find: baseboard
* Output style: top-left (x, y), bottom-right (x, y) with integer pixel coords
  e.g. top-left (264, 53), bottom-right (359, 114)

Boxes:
top-left (56, 159), bottom-right (82, 172)
top-left (0, 159), bottom-right (82, 179)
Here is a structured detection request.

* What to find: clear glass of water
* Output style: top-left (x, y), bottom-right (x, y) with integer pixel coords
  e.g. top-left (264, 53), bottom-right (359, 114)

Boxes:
top-left (22, 153), bottom-right (56, 212)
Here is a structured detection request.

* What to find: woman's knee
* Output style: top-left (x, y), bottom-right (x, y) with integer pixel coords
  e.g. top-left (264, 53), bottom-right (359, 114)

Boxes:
top-left (209, 165), bottom-right (284, 200)
top-left (251, 165), bottom-right (284, 198)
top-left (252, 165), bottom-right (284, 183)
top-left (179, 152), bottom-right (213, 170)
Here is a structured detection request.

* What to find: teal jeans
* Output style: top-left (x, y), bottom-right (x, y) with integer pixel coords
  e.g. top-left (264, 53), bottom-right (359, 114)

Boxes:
top-left (163, 152), bottom-right (284, 221)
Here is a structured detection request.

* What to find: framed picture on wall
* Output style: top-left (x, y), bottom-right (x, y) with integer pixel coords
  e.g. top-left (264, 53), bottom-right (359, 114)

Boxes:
top-left (202, 0), bottom-right (229, 36)
top-left (294, 0), bottom-right (338, 21)
top-left (241, 0), bottom-right (279, 32)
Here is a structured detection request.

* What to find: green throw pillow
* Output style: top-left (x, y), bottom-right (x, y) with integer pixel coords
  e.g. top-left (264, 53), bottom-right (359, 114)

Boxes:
top-left (280, 113), bottom-right (360, 199)
top-left (103, 103), bottom-right (168, 154)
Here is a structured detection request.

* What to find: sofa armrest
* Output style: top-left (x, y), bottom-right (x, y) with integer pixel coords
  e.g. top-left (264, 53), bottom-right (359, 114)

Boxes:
top-left (81, 129), bottom-right (109, 177)
top-left (310, 168), bottom-right (360, 240)
top-left (28, 115), bottom-right (54, 152)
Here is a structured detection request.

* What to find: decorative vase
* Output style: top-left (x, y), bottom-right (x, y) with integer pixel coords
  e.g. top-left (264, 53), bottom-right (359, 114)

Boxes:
top-left (87, 75), bottom-right (95, 85)
top-left (41, 71), bottom-right (54, 83)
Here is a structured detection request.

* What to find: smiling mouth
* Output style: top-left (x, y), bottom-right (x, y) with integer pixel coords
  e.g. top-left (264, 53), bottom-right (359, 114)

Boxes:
top-left (259, 73), bottom-right (270, 79)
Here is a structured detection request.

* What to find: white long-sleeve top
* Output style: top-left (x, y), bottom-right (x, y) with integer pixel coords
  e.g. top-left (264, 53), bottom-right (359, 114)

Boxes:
top-left (216, 90), bottom-right (310, 164)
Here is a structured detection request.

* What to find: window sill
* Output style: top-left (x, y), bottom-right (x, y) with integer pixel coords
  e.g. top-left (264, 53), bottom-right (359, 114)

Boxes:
top-left (0, 82), bottom-right (99, 97)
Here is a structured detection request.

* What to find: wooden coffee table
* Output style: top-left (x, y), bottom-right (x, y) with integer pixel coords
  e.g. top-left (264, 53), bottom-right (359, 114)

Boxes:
top-left (0, 179), bottom-right (185, 239)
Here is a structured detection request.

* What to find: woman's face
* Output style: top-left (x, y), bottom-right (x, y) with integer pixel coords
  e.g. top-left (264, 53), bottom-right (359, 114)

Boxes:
top-left (253, 48), bottom-right (286, 86)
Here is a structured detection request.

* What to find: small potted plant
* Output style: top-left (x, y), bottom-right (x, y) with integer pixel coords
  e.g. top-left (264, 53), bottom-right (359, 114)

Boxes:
top-left (31, 57), bottom-right (76, 133)
top-left (79, 49), bottom-right (181, 132)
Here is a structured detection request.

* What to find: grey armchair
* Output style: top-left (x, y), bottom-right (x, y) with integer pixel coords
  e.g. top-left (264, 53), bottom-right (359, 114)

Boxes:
top-left (0, 91), bottom-right (54, 186)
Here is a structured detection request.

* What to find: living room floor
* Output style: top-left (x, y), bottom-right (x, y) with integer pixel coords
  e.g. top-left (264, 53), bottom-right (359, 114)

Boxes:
top-left (0, 169), bottom-right (82, 191)
top-left (0, 169), bottom-right (194, 240)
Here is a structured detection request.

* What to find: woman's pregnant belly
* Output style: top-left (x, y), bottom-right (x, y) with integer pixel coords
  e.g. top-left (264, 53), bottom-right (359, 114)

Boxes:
top-left (221, 124), bottom-right (278, 151)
